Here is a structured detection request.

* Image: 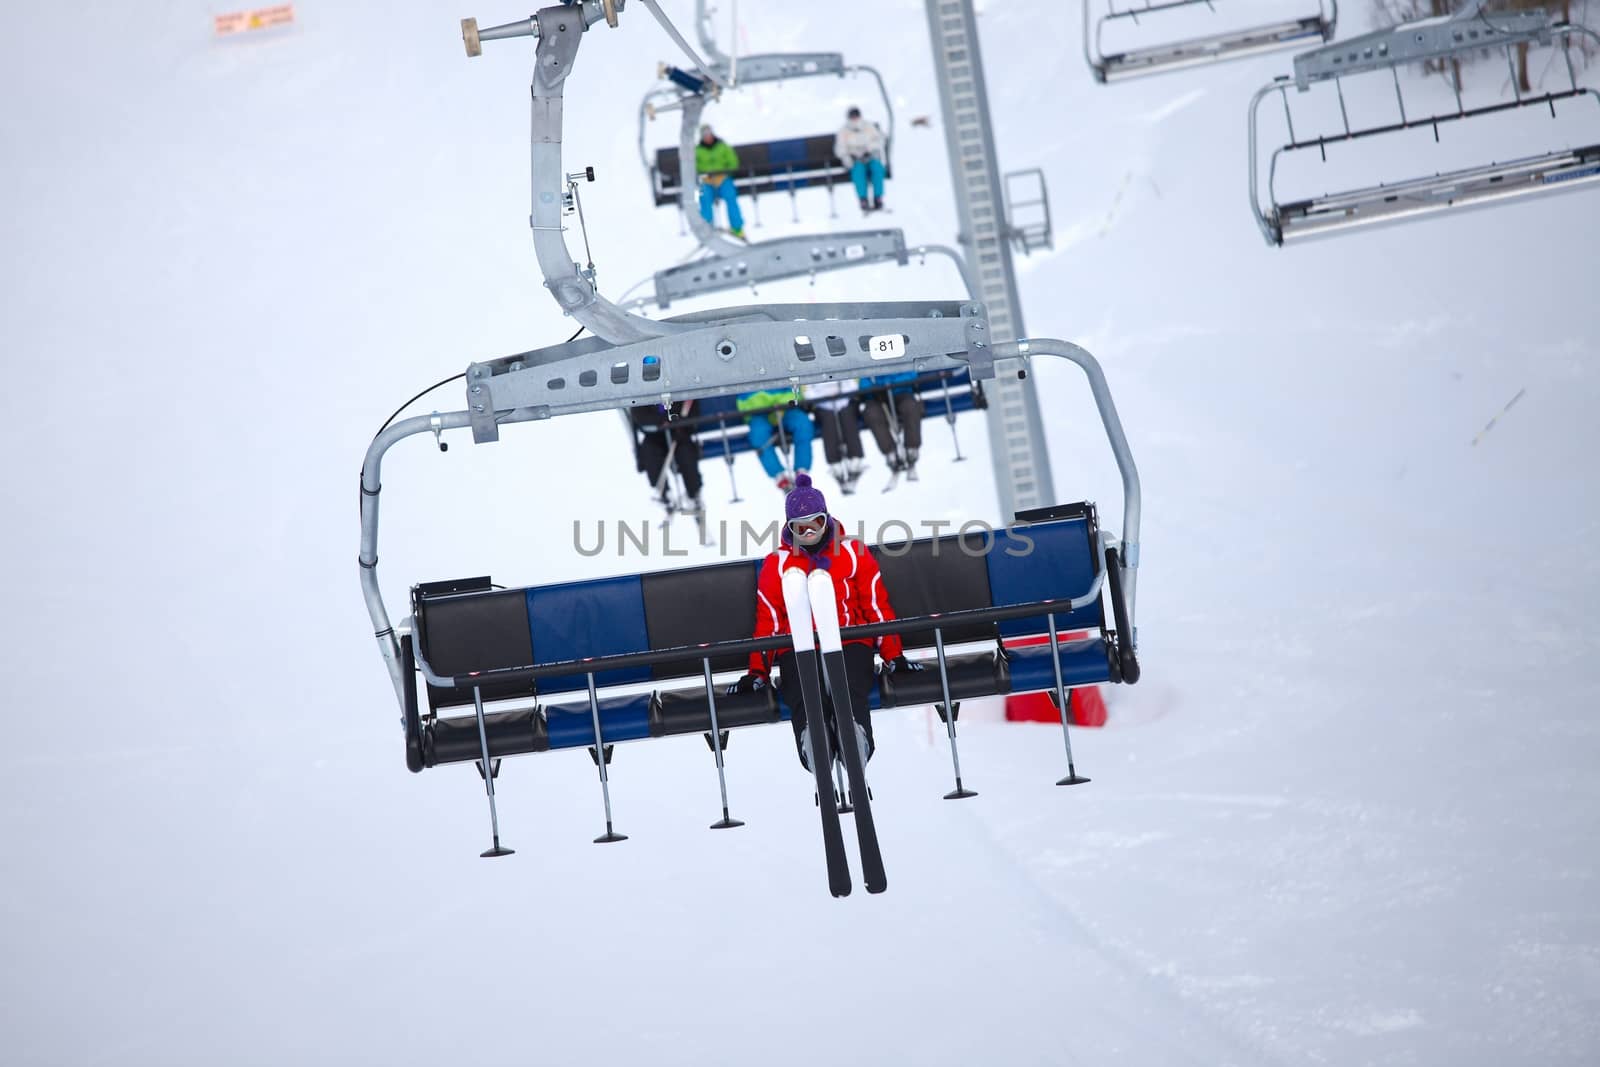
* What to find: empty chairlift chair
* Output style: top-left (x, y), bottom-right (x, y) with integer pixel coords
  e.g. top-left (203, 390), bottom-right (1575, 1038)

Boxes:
top-left (1004, 168), bottom-right (1054, 255)
top-left (1249, 1), bottom-right (1600, 245)
top-left (1084, 0), bottom-right (1338, 83)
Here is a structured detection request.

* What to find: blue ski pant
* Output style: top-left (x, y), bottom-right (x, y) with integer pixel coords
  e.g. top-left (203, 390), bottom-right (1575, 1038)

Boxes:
top-left (698, 179), bottom-right (745, 231)
top-left (746, 408), bottom-right (814, 477)
top-left (849, 158), bottom-right (886, 201)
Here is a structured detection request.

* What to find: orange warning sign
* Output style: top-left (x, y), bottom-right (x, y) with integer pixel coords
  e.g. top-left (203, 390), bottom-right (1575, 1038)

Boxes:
top-left (213, 4), bottom-right (296, 37)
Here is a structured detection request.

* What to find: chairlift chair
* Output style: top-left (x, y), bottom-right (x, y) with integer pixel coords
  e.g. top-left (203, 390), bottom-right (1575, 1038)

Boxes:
top-left (1084, 0), bottom-right (1338, 83)
top-left (624, 0), bottom-right (960, 306)
top-left (392, 5), bottom-right (1141, 887)
top-left (639, 83), bottom-right (974, 307)
top-left (1249, 1), bottom-right (1600, 245)
top-left (1003, 168), bottom-right (1054, 254)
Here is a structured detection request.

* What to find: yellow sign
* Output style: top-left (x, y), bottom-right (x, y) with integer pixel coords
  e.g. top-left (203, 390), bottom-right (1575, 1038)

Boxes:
top-left (214, 4), bottom-right (296, 37)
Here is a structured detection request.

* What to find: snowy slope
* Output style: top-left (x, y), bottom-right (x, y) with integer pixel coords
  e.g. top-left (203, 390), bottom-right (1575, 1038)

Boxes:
top-left (2, 1), bottom-right (1597, 1065)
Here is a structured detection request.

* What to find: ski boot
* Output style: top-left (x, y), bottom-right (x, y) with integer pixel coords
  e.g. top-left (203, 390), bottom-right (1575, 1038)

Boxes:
top-left (905, 447), bottom-right (919, 482)
top-left (845, 456), bottom-right (865, 491)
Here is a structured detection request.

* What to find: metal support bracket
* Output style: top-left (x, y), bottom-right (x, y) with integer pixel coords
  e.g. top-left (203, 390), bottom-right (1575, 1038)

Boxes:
top-left (962, 302), bottom-right (993, 381)
top-left (653, 230), bottom-right (909, 307)
top-left (461, 300), bottom-right (987, 441)
top-left (1293, 7), bottom-right (1552, 90)
top-left (714, 52), bottom-right (846, 84)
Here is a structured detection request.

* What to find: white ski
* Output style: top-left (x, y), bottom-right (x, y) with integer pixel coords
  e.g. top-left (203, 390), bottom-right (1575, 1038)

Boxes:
top-left (805, 569), bottom-right (887, 893)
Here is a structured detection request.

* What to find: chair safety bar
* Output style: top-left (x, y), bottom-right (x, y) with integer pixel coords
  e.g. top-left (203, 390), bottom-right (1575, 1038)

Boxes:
top-left (1249, 11), bottom-right (1600, 245)
top-left (1084, 0), bottom-right (1337, 83)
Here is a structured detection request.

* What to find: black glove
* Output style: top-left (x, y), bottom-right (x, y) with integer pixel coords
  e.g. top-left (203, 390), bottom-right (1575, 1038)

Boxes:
top-left (726, 672), bottom-right (767, 696)
top-left (883, 656), bottom-right (924, 674)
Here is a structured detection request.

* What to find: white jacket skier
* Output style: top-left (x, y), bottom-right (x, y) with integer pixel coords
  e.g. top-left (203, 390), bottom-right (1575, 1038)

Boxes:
top-left (833, 114), bottom-right (886, 164)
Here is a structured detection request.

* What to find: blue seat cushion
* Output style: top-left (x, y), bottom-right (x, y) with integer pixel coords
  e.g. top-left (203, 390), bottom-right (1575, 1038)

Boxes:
top-left (544, 694), bottom-right (655, 750)
top-left (1004, 639), bottom-right (1113, 694)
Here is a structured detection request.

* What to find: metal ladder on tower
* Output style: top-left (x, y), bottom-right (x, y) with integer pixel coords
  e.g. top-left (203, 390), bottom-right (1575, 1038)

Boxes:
top-left (924, 0), bottom-right (1055, 519)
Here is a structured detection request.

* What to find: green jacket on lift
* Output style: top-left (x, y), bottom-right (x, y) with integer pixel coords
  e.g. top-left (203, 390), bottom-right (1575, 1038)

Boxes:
top-left (737, 388), bottom-right (799, 424)
top-left (695, 139), bottom-right (740, 185)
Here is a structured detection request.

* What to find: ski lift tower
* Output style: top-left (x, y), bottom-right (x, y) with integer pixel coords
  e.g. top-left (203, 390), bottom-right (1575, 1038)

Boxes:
top-left (924, 0), bottom-right (1054, 520)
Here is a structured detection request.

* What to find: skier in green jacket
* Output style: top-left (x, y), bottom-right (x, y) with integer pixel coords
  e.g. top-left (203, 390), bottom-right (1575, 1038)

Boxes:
top-left (696, 124), bottom-right (745, 238)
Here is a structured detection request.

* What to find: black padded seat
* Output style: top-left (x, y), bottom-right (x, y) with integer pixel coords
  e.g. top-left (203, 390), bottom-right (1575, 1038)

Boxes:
top-left (424, 708), bottom-right (549, 767)
top-left (415, 587), bottom-right (536, 710)
top-left (870, 532), bottom-right (1007, 707)
top-left (869, 533), bottom-right (998, 649)
top-left (876, 652), bottom-right (1009, 708)
top-left (640, 560), bottom-right (761, 680)
top-left (650, 685), bottom-right (781, 738)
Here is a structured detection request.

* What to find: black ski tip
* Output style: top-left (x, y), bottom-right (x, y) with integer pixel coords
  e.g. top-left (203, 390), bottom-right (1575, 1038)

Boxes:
top-left (480, 846), bottom-right (516, 858)
top-left (943, 788), bottom-right (979, 800)
top-left (710, 817), bottom-right (745, 830)
top-left (865, 879), bottom-right (888, 894)
top-left (831, 881), bottom-right (854, 898)
top-left (1056, 775), bottom-right (1092, 786)
top-left (593, 832), bottom-right (629, 844)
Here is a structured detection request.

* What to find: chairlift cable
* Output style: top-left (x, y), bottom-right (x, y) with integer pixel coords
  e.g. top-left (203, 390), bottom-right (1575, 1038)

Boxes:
top-left (368, 326), bottom-right (585, 447)
top-left (374, 372), bottom-right (465, 441)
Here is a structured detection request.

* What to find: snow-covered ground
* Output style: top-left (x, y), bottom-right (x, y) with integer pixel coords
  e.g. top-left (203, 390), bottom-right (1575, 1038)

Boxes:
top-left (2, 1), bottom-right (1597, 1064)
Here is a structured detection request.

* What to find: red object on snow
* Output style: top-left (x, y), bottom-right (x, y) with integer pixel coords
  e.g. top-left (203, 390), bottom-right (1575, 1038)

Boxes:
top-left (1003, 633), bottom-right (1108, 728)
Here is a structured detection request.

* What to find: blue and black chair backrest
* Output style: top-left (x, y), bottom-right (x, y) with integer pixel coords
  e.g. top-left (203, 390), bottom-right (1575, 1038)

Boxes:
top-left (406, 503), bottom-right (1117, 768)
top-left (651, 134), bottom-right (892, 206)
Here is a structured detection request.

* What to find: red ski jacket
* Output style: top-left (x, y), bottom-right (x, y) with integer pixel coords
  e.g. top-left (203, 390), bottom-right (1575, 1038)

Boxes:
top-left (748, 524), bottom-right (904, 676)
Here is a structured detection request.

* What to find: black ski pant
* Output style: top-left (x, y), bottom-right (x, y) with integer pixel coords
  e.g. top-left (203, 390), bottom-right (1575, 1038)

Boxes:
top-left (774, 644), bottom-right (877, 768)
top-left (637, 429), bottom-right (703, 497)
top-left (861, 393), bottom-right (923, 457)
top-left (815, 404), bottom-right (864, 464)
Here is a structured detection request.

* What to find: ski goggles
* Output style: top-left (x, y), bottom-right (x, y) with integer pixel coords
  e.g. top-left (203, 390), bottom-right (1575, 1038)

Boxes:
top-left (787, 512), bottom-right (829, 539)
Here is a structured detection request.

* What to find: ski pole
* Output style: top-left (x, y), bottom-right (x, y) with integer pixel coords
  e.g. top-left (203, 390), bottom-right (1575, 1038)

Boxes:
top-left (882, 386), bottom-right (908, 470)
top-left (718, 417), bottom-right (742, 502)
top-left (941, 375), bottom-right (965, 461)
top-left (653, 433), bottom-right (680, 510)
top-left (775, 411), bottom-right (793, 479)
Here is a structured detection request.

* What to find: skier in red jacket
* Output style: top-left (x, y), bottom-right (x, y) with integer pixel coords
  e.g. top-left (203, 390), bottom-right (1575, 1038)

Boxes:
top-left (725, 473), bottom-right (923, 769)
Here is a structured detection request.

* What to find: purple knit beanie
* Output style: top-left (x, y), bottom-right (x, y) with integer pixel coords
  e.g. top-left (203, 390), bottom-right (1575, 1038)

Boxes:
top-left (781, 473), bottom-right (834, 557)
top-left (785, 472), bottom-right (828, 521)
